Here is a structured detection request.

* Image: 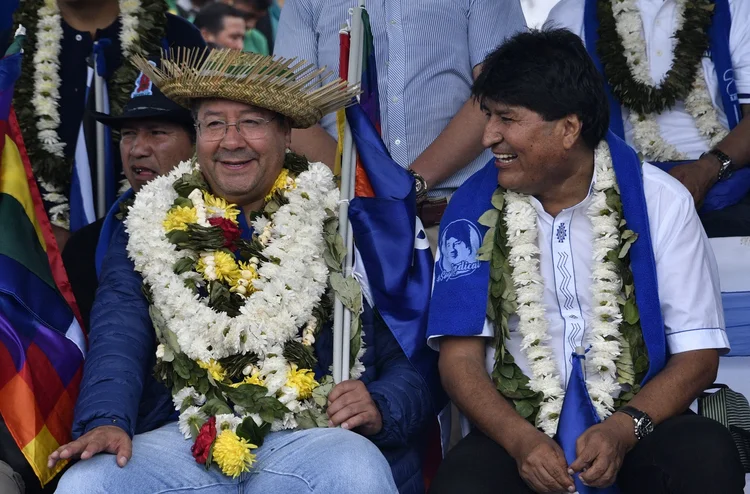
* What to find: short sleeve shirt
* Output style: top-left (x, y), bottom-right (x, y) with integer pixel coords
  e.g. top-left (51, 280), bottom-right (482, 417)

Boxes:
top-left (429, 164), bottom-right (729, 386)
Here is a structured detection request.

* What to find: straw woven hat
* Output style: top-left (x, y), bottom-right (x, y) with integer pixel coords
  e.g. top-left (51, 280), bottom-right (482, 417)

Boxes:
top-left (131, 48), bottom-right (361, 129)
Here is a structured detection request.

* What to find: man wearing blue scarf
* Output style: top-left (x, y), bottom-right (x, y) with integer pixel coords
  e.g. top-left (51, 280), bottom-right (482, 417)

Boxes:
top-left (427, 30), bottom-right (744, 494)
top-left (547, 0), bottom-right (750, 238)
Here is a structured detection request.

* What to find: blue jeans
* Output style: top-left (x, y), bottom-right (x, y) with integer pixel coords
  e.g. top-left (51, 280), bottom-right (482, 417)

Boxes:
top-left (56, 422), bottom-right (398, 493)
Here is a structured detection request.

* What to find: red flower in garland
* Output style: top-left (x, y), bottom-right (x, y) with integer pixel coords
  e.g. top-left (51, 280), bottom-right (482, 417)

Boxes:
top-left (192, 416), bottom-right (217, 464)
top-left (209, 217), bottom-right (241, 249)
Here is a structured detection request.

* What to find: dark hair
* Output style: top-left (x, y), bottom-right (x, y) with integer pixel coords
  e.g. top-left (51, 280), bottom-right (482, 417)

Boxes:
top-left (441, 221), bottom-right (478, 253)
top-left (194, 2), bottom-right (245, 35)
top-left (472, 29), bottom-right (609, 149)
top-left (232, 0), bottom-right (272, 15)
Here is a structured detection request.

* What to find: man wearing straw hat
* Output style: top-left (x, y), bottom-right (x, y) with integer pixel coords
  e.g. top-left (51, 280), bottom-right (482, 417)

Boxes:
top-left (48, 48), bottom-right (436, 493)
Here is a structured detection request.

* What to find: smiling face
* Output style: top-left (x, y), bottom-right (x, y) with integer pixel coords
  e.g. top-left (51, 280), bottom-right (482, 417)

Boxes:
top-left (481, 100), bottom-right (582, 196)
top-left (195, 99), bottom-right (290, 211)
top-left (120, 120), bottom-right (194, 193)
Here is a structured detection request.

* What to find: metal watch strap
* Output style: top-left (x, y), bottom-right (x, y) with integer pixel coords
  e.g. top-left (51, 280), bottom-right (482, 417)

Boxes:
top-left (704, 148), bottom-right (733, 181)
top-left (408, 169), bottom-right (428, 201)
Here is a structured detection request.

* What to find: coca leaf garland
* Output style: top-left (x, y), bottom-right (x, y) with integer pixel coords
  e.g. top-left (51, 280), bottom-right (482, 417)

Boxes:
top-left (596, 0), bottom-right (715, 115)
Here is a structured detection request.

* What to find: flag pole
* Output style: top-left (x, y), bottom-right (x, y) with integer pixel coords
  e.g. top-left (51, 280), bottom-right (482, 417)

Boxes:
top-left (333, 0), bottom-right (365, 383)
top-left (93, 43), bottom-right (107, 219)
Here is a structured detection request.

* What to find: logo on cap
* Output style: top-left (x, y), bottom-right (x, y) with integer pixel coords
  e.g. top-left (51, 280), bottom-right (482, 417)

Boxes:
top-left (131, 60), bottom-right (157, 98)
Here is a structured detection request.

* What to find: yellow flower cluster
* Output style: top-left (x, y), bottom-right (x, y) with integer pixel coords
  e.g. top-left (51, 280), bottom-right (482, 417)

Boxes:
top-left (197, 252), bottom-right (241, 284)
top-left (285, 364), bottom-right (319, 399)
top-left (163, 206), bottom-right (198, 232)
top-left (198, 359), bottom-right (227, 383)
top-left (213, 429), bottom-right (257, 478)
top-left (203, 192), bottom-right (240, 224)
top-left (228, 372), bottom-right (265, 388)
top-left (230, 261), bottom-right (260, 297)
top-left (264, 168), bottom-right (296, 202)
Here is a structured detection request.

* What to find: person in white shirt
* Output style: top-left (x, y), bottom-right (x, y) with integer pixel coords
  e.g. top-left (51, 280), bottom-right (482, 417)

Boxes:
top-left (427, 29), bottom-right (744, 494)
top-left (546, 0), bottom-right (750, 238)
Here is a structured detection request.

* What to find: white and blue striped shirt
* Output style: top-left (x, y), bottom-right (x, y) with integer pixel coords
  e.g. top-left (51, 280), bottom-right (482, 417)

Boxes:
top-left (274, 0), bottom-right (527, 197)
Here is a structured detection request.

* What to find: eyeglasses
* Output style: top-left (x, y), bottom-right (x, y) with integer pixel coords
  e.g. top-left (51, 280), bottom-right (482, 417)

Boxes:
top-left (195, 116), bottom-right (276, 142)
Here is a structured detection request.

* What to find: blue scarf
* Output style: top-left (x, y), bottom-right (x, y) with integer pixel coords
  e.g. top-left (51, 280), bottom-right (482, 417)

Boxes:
top-left (583, 0), bottom-right (749, 212)
top-left (95, 187), bottom-right (134, 277)
top-left (427, 133), bottom-right (667, 491)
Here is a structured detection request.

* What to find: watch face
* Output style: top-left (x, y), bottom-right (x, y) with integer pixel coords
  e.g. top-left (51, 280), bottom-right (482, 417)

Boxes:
top-left (637, 418), bottom-right (654, 438)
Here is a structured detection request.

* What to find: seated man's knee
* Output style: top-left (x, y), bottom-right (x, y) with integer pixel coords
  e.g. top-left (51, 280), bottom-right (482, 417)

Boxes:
top-left (55, 457), bottom-right (119, 494)
top-left (656, 415), bottom-right (745, 491)
top-left (684, 417), bottom-right (744, 479)
top-left (311, 429), bottom-right (396, 493)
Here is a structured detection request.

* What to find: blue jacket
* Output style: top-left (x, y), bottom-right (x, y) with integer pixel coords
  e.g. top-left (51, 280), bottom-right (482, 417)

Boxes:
top-left (72, 223), bottom-right (434, 493)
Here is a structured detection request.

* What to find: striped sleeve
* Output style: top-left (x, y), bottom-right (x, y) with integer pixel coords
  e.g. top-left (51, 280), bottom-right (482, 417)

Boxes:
top-left (273, 0), bottom-right (318, 67)
top-left (468, 0), bottom-right (527, 68)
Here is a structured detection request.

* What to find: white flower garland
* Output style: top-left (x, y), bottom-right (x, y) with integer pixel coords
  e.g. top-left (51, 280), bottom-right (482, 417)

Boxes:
top-left (126, 160), bottom-right (339, 363)
top-left (128, 160), bottom-right (366, 434)
top-left (504, 141), bottom-right (624, 435)
top-left (613, 0), bottom-right (728, 160)
top-left (32, 0), bottom-right (142, 229)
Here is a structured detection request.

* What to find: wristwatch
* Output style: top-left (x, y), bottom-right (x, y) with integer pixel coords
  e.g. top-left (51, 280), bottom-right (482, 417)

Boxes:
top-left (408, 169), bottom-right (428, 202)
top-left (617, 406), bottom-right (654, 440)
top-left (702, 148), bottom-right (733, 181)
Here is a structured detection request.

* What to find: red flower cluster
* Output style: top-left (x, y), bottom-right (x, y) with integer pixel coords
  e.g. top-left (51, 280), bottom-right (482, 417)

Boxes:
top-left (209, 217), bottom-right (241, 250)
top-left (192, 416), bottom-right (217, 464)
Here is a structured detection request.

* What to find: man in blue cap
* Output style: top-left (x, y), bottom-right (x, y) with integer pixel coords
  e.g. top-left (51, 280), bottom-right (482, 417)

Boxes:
top-left (62, 69), bottom-right (196, 330)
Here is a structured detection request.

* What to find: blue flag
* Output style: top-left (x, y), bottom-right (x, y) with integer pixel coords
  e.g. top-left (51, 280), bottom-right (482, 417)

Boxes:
top-left (345, 102), bottom-right (444, 409)
top-left (557, 353), bottom-right (620, 493)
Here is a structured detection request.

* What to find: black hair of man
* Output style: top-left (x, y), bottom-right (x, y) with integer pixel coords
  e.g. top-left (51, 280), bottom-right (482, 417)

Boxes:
top-left (194, 2), bottom-right (245, 35)
top-left (472, 28), bottom-right (610, 150)
top-left (232, 0), bottom-right (272, 13)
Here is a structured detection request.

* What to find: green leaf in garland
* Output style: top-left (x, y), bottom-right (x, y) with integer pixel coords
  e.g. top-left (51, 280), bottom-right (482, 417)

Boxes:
top-left (221, 383), bottom-right (268, 408)
top-left (622, 299), bottom-right (640, 325)
top-left (173, 257), bottom-right (196, 275)
top-left (173, 353), bottom-right (194, 380)
top-left (500, 364), bottom-right (515, 379)
top-left (515, 400), bottom-right (535, 419)
top-left (634, 355), bottom-right (649, 374)
top-left (490, 188), bottom-right (505, 210)
top-left (478, 209), bottom-right (500, 228)
top-left (313, 375), bottom-right (334, 408)
top-left (283, 340), bottom-right (317, 370)
top-left (201, 397), bottom-right (234, 416)
top-left (329, 273), bottom-right (362, 314)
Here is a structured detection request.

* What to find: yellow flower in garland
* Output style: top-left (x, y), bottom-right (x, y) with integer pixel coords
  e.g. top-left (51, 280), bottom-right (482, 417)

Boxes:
top-left (198, 359), bottom-right (227, 383)
top-left (163, 206), bottom-right (198, 232)
top-left (230, 261), bottom-right (260, 296)
top-left (285, 364), bottom-right (319, 399)
top-left (244, 372), bottom-right (265, 387)
top-left (213, 429), bottom-right (257, 478)
top-left (203, 191), bottom-right (240, 223)
top-left (197, 252), bottom-right (241, 284)
top-left (264, 168), bottom-right (296, 202)
top-left (228, 373), bottom-right (265, 388)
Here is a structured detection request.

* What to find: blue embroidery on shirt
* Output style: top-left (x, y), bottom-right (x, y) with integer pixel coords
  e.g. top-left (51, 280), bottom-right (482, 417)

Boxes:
top-left (556, 223), bottom-right (567, 243)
